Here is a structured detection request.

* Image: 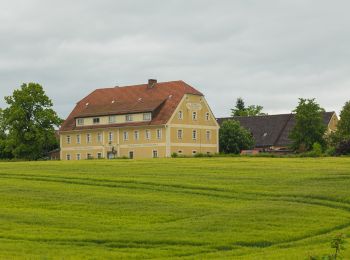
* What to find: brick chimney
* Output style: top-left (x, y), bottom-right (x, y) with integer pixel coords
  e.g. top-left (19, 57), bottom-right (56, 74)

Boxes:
top-left (148, 79), bottom-right (157, 89)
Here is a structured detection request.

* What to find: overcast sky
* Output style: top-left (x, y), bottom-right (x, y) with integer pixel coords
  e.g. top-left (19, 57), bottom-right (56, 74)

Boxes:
top-left (1, 0), bottom-right (349, 118)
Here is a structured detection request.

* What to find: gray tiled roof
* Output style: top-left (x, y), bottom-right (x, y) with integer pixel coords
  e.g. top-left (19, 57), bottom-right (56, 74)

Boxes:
top-left (217, 112), bottom-right (335, 148)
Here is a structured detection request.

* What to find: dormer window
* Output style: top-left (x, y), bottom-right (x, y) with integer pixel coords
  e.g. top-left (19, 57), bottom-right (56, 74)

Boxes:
top-left (93, 117), bottom-right (100, 124)
top-left (77, 118), bottom-right (84, 126)
top-left (143, 113), bottom-right (151, 121)
top-left (125, 114), bottom-right (133, 122)
top-left (109, 115), bottom-right (116, 124)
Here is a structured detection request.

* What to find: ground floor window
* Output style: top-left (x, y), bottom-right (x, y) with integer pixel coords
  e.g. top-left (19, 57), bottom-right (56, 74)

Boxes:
top-left (76, 154), bottom-right (81, 160)
top-left (153, 150), bottom-right (158, 158)
top-left (97, 152), bottom-right (102, 159)
top-left (178, 150), bottom-right (183, 154)
top-left (129, 151), bottom-right (134, 159)
top-left (107, 152), bottom-right (116, 159)
top-left (87, 153), bottom-right (93, 159)
top-left (192, 150), bottom-right (197, 155)
top-left (66, 154), bottom-right (71, 160)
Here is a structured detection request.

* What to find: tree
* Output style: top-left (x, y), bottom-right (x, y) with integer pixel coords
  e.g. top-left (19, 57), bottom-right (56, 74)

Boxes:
top-left (231, 98), bottom-right (266, 116)
top-left (289, 98), bottom-right (326, 152)
top-left (2, 83), bottom-right (62, 160)
top-left (219, 120), bottom-right (255, 154)
top-left (0, 108), bottom-right (9, 159)
top-left (337, 101), bottom-right (350, 140)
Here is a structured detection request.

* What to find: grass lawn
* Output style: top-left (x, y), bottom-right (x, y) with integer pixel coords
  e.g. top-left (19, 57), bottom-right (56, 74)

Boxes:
top-left (0, 157), bottom-right (350, 259)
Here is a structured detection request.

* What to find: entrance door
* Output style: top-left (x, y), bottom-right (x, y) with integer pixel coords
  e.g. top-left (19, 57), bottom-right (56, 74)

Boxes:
top-left (107, 152), bottom-right (116, 159)
top-left (129, 151), bottom-right (134, 159)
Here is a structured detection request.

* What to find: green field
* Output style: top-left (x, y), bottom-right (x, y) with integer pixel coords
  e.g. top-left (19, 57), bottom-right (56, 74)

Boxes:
top-left (0, 158), bottom-right (350, 259)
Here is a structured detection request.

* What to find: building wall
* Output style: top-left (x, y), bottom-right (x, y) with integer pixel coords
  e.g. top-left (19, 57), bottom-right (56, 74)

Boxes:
top-left (60, 94), bottom-right (219, 160)
top-left (168, 94), bottom-right (219, 156)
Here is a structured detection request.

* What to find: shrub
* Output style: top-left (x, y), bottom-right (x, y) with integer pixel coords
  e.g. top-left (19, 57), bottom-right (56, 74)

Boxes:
top-left (336, 139), bottom-right (350, 156)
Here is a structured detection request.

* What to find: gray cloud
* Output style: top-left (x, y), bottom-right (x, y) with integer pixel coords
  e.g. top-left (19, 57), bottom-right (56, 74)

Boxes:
top-left (0, 0), bottom-right (349, 118)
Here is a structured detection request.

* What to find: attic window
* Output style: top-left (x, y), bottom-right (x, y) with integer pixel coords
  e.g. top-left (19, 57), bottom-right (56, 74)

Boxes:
top-left (168, 95), bottom-right (173, 99)
top-left (93, 117), bottom-right (100, 124)
top-left (125, 114), bottom-right (133, 122)
top-left (138, 98), bottom-right (143, 102)
top-left (143, 113), bottom-right (151, 121)
top-left (263, 133), bottom-right (268, 137)
top-left (85, 102), bottom-right (89, 106)
top-left (111, 100), bottom-right (115, 104)
top-left (77, 118), bottom-right (84, 126)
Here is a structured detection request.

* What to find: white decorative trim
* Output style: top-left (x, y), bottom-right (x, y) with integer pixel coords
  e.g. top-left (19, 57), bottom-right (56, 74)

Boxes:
top-left (170, 143), bottom-right (217, 148)
top-left (120, 143), bottom-right (166, 148)
top-left (62, 146), bottom-right (104, 151)
top-left (169, 124), bottom-right (219, 130)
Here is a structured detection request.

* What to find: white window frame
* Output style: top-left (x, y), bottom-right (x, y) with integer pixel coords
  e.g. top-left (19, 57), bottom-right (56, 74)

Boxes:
top-left (93, 117), bottom-right (100, 124)
top-left (97, 152), bottom-right (102, 159)
top-left (152, 150), bottom-right (158, 158)
top-left (66, 154), bottom-right (71, 160)
top-left (125, 114), bottom-right (133, 122)
top-left (123, 131), bottom-right (129, 141)
top-left (108, 132), bottom-right (113, 142)
top-left (109, 115), bottom-right (116, 124)
top-left (97, 133), bottom-right (103, 143)
top-left (177, 129), bottom-right (183, 139)
top-left (192, 130), bottom-right (197, 140)
top-left (156, 129), bottom-right (162, 140)
top-left (134, 130), bottom-right (139, 140)
top-left (206, 130), bottom-right (211, 141)
top-left (205, 112), bottom-right (210, 121)
top-left (143, 113), bottom-right (151, 121)
top-left (192, 111), bottom-right (197, 121)
top-left (87, 133), bottom-right (91, 143)
top-left (76, 135), bottom-right (80, 144)
top-left (76, 153), bottom-right (81, 160)
top-left (66, 135), bottom-right (71, 144)
top-left (77, 118), bottom-right (84, 126)
top-left (145, 129), bottom-right (151, 140)
top-left (87, 153), bottom-right (93, 159)
top-left (178, 111), bottom-right (183, 120)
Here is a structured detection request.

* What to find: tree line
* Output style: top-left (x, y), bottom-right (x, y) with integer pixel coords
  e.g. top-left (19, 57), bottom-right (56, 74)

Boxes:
top-left (220, 98), bottom-right (350, 155)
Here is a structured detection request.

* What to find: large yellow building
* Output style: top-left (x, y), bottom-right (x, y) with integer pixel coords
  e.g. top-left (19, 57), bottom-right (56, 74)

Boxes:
top-left (59, 80), bottom-right (219, 160)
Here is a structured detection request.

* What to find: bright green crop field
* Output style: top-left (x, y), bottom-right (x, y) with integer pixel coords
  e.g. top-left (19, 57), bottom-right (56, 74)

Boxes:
top-left (0, 158), bottom-right (350, 259)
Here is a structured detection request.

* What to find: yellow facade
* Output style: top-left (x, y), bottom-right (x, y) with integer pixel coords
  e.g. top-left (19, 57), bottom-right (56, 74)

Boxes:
top-left (60, 94), bottom-right (219, 160)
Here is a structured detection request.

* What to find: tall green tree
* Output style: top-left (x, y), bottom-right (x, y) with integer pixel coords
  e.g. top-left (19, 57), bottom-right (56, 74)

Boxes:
top-left (289, 98), bottom-right (326, 152)
top-left (219, 120), bottom-right (255, 154)
top-left (0, 108), bottom-right (9, 159)
top-left (231, 98), bottom-right (266, 116)
top-left (3, 83), bottom-right (62, 160)
top-left (337, 101), bottom-right (350, 140)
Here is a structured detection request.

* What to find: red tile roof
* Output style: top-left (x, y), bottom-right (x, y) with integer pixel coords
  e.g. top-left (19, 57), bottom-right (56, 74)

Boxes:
top-left (60, 80), bottom-right (203, 131)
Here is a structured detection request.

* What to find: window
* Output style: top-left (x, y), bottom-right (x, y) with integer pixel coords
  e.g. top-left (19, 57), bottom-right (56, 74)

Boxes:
top-left (87, 133), bottom-right (91, 143)
top-left (109, 115), bottom-right (116, 124)
top-left (134, 130), bottom-right (139, 140)
top-left (153, 150), bottom-right (158, 158)
top-left (76, 135), bottom-right (80, 144)
top-left (177, 129), bottom-right (183, 139)
top-left (178, 111), bottom-right (183, 120)
top-left (192, 150), bottom-right (197, 155)
top-left (129, 151), bottom-right (134, 159)
top-left (205, 112), bottom-right (210, 121)
top-left (97, 133), bottom-right (103, 143)
top-left (192, 111), bottom-right (197, 120)
top-left (123, 131), bottom-right (129, 141)
top-left (143, 113), bottom-right (151, 121)
top-left (145, 130), bottom-right (151, 140)
top-left (93, 117), bottom-right (100, 124)
top-left (156, 129), bottom-right (162, 139)
top-left (108, 132), bottom-right (113, 142)
top-left (178, 150), bottom-right (183, 154)
top-left (76, 154), bottom-right (81, 160)
top-left (87, 153), bottom-right (93, 159)
top-left (77, 118), bottom-right (84, 126)
top-left (192, 130), bottom-right (197, 140)
top-left (66, 154), bottom-right (71, 160)
top-left (125, 114), bottom-right (133, 122)
top-left (66, 135), bottom-right (71, 144)
top-left (206, 130), bottom-right (211, 141)
top-left (97, 152), bottom-right (102, 159)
